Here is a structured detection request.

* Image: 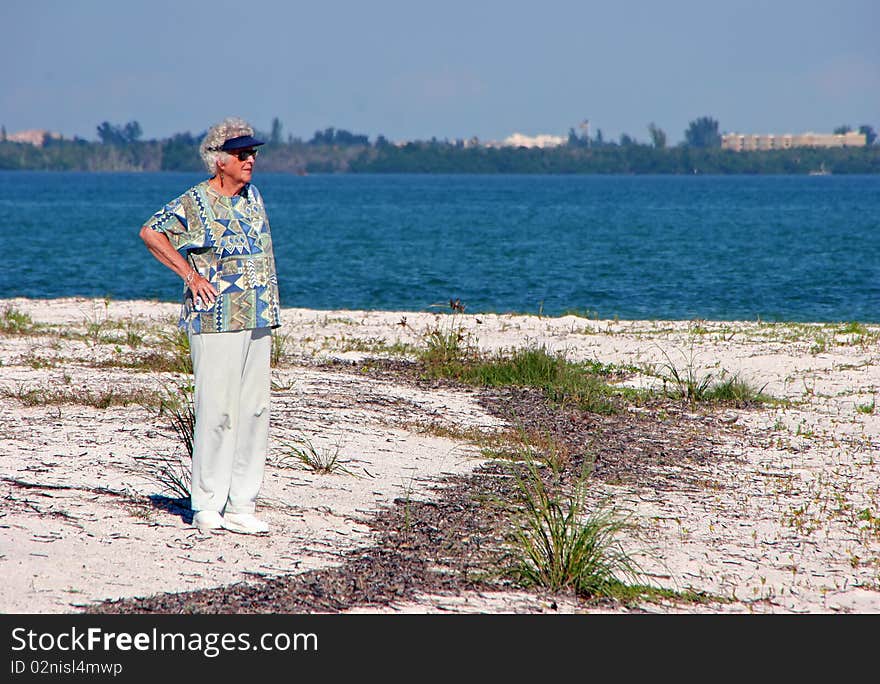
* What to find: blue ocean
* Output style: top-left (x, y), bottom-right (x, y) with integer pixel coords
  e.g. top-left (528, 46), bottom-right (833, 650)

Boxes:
top-left (4, 171), bottom-right (879, 321)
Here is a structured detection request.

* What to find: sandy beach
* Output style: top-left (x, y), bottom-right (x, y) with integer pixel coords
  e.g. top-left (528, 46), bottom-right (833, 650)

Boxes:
top-left (1, 296), bottom-right (878, 614)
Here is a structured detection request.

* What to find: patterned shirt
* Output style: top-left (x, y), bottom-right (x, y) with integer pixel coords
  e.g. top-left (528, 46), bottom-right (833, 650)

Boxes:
top-left (145, 181), bottom-right (282, 334)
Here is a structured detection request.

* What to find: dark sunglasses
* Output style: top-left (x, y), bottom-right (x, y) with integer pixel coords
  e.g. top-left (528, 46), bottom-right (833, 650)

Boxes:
top-left (231, 148), bottom-right (259, 161)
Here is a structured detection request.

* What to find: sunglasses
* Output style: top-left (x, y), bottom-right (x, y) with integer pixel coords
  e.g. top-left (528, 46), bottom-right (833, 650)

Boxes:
top-left (231, 148), bottom-right (259, 161)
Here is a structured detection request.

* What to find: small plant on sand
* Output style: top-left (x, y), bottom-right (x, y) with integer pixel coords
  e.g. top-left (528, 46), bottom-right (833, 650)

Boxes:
top-left (426, 343), bottom-right (623, 414)
top-left (467, 346), bottom-right (621, 413)
top-left (838, 321), bottom-right (868, 336)
top-left (123, 323), bottom-right (145, 349)
top-left (509, 454), bottom-right (642, 597)
top-left (159, 382), bottom-right (196, 459)
top-left (133, 450), bottom-right (191, 500)
top-left (1, 306), bottom-right (37, 335)
top-left (856, 400), bottom-right (875, 415)
top-left (20, 350), bottom-right (59, 369)
top-left (278, 434), bottom-right (352, 475)
top-left (157, 328), bottom-right (192, 374)
top-left (703, 371), bottom-right (771, 404)
top-left (271, 330), bottom-right (290, 368)
top-left (857, 508), bottom-right (880, 540)
top-left (835, 321), bottom-right (880, 347)
top-left (655, 344), bottom-right (769, 405)
top-left (421, 298), bottom-right (475, 366)
top-left (133, 383), bottom-right (195, 499)
top-left (81, 299), bottom-right (114, 346)
top-left (656, 343), bottom-right (714, 402)
top-left (2, 383), bottom-right (161, 409)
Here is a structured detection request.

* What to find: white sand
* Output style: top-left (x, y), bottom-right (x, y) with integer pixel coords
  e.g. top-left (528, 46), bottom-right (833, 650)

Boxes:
top-left (0, 297), bottom-right (878, 613)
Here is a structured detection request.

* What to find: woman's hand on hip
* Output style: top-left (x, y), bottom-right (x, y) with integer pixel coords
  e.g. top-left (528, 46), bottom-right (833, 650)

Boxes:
top-left (189, 273), bottom-right (219, 306)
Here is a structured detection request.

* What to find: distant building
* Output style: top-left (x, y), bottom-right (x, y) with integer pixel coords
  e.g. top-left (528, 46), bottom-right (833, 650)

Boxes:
top-left (5, 129), bottom-right (62, 146)
top-left (484, 132), bottom-right (566, 149)
top-left (722, 131), bottom-right (866, 151)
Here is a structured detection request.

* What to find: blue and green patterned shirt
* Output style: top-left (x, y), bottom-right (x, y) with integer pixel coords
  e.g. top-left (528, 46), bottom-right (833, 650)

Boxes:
top-left (145, 181), bottom-right (282, 334)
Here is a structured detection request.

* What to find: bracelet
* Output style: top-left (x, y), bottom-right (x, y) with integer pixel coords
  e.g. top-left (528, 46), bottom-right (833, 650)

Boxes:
top-left (184, 269), bottom-right (197, 285)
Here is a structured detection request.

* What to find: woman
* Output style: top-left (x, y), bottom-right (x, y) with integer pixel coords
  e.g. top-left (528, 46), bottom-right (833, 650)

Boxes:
top-left (139, 117), bottom-right (281, 535)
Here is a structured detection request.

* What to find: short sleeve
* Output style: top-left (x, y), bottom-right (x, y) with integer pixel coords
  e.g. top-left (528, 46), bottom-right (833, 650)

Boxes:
top-left (144, 192), bottom-right (205, 252)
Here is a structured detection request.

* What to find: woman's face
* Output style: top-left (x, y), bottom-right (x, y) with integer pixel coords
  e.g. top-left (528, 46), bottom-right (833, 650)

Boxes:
top-left (218, 147), bottom-right (257, 185)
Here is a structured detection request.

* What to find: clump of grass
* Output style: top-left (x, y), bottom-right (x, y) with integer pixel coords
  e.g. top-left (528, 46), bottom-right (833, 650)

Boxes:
top-left (415, 305), bottom-right (628, 413)
top-left (93, 320), bottom-right (147, 349)
top-left (132, 383), bottom-right (195, 500)
top-left (857, 508), bottom-right (880, 539)
top-left (3, 383), bottom-right (161, 409)
top-left (703, 371), bottom-right (771, 404)
top-left (159, 383), bottom-right (195, 458)
top-left (688, 319), bottom-right (710, 335)
top-left (509, 455), bottom-right (642, 597)
top-left (427, 344), bottom-right (621, 414)
top-left (339, 336), bottom-right (418, 357)
top-left (410, 420), bottom-right (515, 447)
top-left (156, 328), bottom-right (192, 374)
top-left (20, 351), bottom-right (60, 369)
top-left (133, 452), bottom-right (191, 500)
top-left (421, 298), bottom-right (476, 365)
top-left (271, 330), bottom-right (290, 367)
top-left (856, 400), bottom-right (875, 415)
top-left (277, 434), bottom-right (352, 475)
top-left (422, 320), bottom-right (472, 365)
top-left (810, 334), bottom-right (829, 355)
top-left (592, 582), bottom-right (723, 606)
top-left (94, 351), bottom-right (186, 373)
top-left (81, 300), bottom-right (114, 346)
top-left (656, 344), bottom-right (770, 405)
top-left (124, 328), bottom-right (144, 348)
top-left (838, 321), bottom-right (868, 336)
top-left (656, 344), bottom-right (714, 402)
top-left (1, 306), bottom-right (37, 335)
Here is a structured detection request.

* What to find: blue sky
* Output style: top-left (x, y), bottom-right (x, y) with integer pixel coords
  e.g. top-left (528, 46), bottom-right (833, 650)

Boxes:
top-left (3, 0), bottom-right (878, 144)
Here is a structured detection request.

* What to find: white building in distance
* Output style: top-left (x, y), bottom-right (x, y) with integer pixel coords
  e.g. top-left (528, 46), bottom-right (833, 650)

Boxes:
top-left (484, 132), bottom-right (566, 149)
top-left (4, 129), bottom-right (63, 146)
top-left (722, 131), bottom-right (866, 151)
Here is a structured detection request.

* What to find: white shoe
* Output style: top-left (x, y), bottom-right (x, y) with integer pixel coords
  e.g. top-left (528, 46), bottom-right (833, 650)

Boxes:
top-left (222, 512), bottom-right (269, 535)
top-left (193, 510), bottom-right (225, 532)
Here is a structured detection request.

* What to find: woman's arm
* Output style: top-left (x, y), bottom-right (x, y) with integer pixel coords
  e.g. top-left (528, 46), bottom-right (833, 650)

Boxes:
top-left (139, 226), bottom-right (218, 305)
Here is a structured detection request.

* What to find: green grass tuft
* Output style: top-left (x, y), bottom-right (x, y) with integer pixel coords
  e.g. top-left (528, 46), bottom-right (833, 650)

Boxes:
top-left (703, 373), bottom-right (771, 404)
top-left (3, 383), bottom-right (162, 409)
top-left (509, 455), bottom-right (643, 597)
top-left (856, 400), bottom-right (875, 415)
top-left (1, 306), bottom-right (38, 335)
top-left (271, 330), bottom-right (290, 367)
top-left (159, 383), bottom-right (195, 459)
top-left (156, 328), bottom-right (192, 374)
top-left (425, 344), bottom-right (622, 414)
top-left (277, 434), bottom-right (353, 475)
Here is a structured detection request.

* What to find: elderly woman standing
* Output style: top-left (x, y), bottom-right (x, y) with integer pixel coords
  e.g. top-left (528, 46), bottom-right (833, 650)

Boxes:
top-left (139, 117), bottom-right (281, 535)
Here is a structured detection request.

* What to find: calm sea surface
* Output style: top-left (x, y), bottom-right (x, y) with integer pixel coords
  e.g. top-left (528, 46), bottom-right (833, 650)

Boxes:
top-left (4, 171), bottom-right (879, 321)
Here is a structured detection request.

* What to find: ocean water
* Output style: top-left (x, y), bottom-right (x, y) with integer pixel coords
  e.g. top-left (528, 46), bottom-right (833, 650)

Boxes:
top-left (4, 171), bottom-right (880, 321)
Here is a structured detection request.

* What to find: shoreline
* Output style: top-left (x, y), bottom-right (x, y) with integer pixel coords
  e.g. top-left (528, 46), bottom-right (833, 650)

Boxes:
top-left (6, 294), bottom-right (878, 328)
top-left (1, 297), bottom-right (878, 613)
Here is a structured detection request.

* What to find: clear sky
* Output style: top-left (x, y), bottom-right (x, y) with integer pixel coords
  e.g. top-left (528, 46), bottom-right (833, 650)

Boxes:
top-left (3, 0), bottom-right (878, 144)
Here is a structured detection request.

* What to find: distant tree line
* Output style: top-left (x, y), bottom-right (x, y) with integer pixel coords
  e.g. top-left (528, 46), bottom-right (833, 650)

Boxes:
top-left (96, 120), bottom-right (143, 145)
top-left (348, 142), bottom-right (880, 175)
top-left (1, 116), bottom-right (877, 174)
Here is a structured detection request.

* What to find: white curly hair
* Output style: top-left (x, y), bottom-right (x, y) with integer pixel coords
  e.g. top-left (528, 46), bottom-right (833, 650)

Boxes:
top-left (199, 116), bottom-right (255, 174)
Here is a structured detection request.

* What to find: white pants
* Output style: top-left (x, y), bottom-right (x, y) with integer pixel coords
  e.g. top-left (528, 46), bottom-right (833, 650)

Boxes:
top-left (188, 327), bottom-right (271, 515)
